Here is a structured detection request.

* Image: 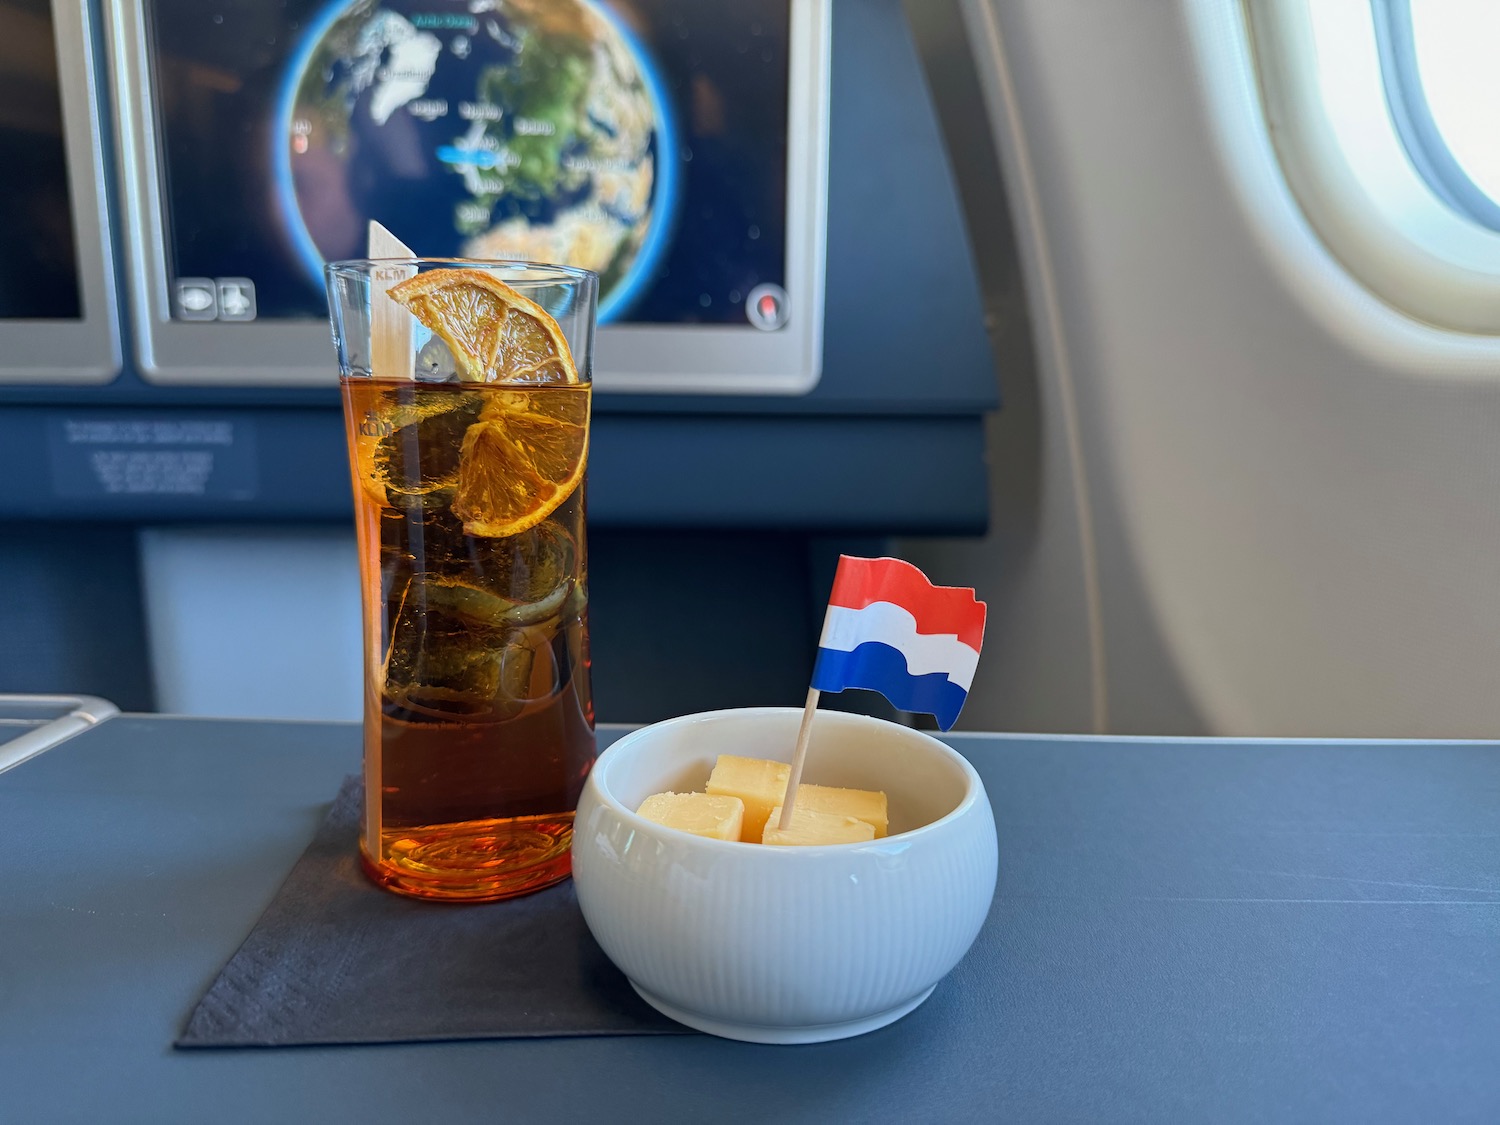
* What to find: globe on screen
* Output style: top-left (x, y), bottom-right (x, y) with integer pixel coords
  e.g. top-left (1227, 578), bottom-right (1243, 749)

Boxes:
top-left (281, 0), bottom-right (675, 321)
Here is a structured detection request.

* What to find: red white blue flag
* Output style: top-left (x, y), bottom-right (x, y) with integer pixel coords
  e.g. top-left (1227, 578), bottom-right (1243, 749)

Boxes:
top-left (810, 556), bottom-right (987, 731)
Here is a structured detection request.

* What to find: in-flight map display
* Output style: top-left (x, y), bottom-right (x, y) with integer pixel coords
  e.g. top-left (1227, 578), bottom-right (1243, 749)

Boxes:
top-left (148, 0), bottom-right (790, 325)
top-left (0, 0), bottom-right (82, 320)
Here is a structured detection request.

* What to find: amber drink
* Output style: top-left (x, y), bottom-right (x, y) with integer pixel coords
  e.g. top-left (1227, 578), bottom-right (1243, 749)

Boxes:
top-left (328, 260), bottom-right (597, 901)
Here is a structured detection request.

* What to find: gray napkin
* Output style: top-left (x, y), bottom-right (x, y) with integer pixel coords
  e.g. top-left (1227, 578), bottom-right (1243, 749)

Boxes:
top-left (177, 776), bottom-right (688, 1047)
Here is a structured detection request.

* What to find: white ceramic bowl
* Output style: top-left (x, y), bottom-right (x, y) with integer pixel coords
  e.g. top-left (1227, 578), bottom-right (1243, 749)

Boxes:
top-left (571, 708), bottom-right (998, 1044)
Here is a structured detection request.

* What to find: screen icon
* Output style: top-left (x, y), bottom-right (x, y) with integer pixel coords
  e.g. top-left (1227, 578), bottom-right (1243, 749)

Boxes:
top-left (216, 278), bottom-right (257, 322)
top-left (174, 278), bottom-right (217, 320)
top-left (746, 283), bottom-right (789, 331)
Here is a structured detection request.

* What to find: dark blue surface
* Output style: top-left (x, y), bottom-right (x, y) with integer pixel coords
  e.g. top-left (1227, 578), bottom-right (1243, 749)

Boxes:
top-left (0, 528), bottom-right (154, 711)
top-left (0, 406), bottom-right (985, 530)
top-left (589, 531), bottom-right (821, 723)
top-left (2, 718), bottom-right (1497, 1123)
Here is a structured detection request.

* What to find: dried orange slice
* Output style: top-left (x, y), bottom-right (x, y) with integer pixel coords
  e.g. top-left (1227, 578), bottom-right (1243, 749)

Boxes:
top-left (453, 384), bottom-right (590, 537)
top-left (385, 267), bottom-right (588, 536)
top-left (386, 267), bottom-right (579, 384)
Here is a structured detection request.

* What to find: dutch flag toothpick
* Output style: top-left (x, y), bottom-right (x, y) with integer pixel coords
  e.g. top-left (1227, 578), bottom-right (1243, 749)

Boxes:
top-left (811, 555), bottom-right (987, 732)
top-left (777, 556), bottom-right (987, 832)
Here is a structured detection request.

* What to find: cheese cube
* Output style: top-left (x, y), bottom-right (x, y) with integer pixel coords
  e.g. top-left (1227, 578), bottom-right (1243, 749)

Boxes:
top-left (636, 792), bottom-right (745, 841)
top-left (796, 783), bottom-right (889, 838)
top-left (706, 755), bottom-right (789, 842)
top-left (761, 805), bottom-right (877, 846)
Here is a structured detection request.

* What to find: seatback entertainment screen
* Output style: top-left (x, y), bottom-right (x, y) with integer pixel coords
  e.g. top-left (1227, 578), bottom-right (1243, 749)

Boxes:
top-left (0, 0), bottom-right (82, 320)
top-left (147, 0), bottom-right (790, 327)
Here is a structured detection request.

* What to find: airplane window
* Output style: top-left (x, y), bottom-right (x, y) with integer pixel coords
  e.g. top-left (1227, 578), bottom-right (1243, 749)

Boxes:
top-left (1241, 0), bottom-right (1500, 334)
top-left (1374, 0), bottom-right (1500, 232)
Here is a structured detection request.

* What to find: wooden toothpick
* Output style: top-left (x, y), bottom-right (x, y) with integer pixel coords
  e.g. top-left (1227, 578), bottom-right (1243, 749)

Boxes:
top-left (777, 687), bottom-right (821, 830)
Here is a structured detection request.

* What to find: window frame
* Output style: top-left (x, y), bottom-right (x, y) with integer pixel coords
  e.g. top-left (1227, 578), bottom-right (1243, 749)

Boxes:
top-left (1242, 0), bottom-right (1500, 334)
top-left (1371, 0), bottom-right (1500, 234)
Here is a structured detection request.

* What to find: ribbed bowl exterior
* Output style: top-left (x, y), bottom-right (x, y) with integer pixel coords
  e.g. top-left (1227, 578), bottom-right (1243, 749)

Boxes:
top-left (572, 709), bottom-right (999, 1033)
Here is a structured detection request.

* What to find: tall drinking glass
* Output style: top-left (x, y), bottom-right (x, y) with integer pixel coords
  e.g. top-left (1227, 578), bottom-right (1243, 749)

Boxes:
top-left (326, 259), bottom-right (597, 902)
